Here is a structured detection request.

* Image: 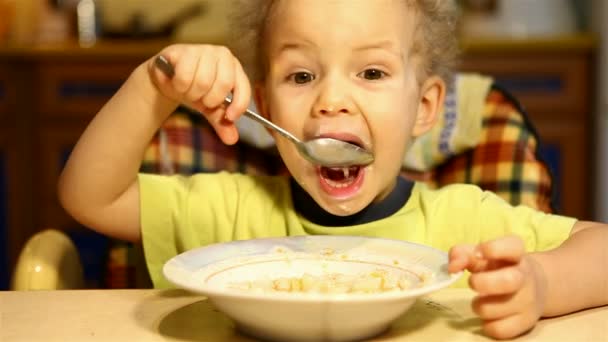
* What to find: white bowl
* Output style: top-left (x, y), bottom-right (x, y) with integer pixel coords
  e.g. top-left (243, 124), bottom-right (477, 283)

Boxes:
top-left (163, 236), bottom-right (461, 342)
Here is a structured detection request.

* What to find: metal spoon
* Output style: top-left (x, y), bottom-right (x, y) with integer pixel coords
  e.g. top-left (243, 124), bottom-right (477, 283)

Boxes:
top-left (154, 55), bottom-right (374, 167)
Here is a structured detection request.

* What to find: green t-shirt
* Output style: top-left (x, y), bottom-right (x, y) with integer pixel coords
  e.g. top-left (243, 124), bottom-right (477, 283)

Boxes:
top-left (139, 172), bottom-right (575, 289)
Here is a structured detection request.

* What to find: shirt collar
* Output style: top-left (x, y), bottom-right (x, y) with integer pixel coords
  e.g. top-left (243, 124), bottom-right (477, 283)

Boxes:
top-left (290, 176), bottom-right (414, 227)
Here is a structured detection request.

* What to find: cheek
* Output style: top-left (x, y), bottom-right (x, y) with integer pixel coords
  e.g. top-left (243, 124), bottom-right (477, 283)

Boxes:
top-left (267, 97), bottom-right (304, 131)
top-left (370, 107), bottom-right (416, 165)
top-left (369, 87), bottom-right (418, 130)
top-left (372, 107), bottom-right (415, 143)
top-left (274, 138), bottom-right (305, 174)
top-left (274, 139), bottom-right (319, 190)
top-left (274, 138), bottom-right (294, 157)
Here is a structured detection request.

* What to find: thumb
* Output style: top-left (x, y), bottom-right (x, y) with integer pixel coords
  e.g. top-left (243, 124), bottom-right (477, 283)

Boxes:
top-left (478, 235), bottom-right (525, 264)
top-left (449, 244), bottom-right (490, 273)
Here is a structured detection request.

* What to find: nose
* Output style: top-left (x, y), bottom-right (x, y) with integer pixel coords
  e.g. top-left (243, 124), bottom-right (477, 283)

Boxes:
top-left (312, 76), bottom-right (355, 117)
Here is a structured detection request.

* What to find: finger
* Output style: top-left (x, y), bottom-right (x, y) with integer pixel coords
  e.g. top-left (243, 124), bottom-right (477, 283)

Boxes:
top-left (202, 47), bottom-right (235, 109)
top-left (185, 46), bottom-right (217, 103)
top-left (482, 312), bottom-right (537, 340)
top-left (225, 58), bottom-right (252, 121)
top-left (219, 124), bottom-right (239, 145)
top-left (203, 106), bottom-right (239, 145)
top-left (479, 236), bottom-right (525, 264)
top-left (469, 265), bottom-right (524, 296)
top-left (448, 244), bottom-right (474, 273)
top-left (449, 244), bottom-right (488, 273)
top-left (472, 293), bottom-right (519, 320)
top-left (172, 46), bottom-right (200, 95)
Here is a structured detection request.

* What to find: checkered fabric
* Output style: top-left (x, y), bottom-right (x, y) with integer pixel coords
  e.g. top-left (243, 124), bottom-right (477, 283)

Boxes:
top-left (403, 85), bottom-right (555, 213)
top-left (104, 84), bottom-right (555, 288)
top-left (140, 108), bottom-right (279, 176)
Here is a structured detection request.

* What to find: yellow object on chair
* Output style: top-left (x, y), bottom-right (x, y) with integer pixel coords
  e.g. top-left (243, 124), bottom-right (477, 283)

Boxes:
top-left (403, 73), bottom-right (493, 171)
top-left (11, 229), bottom-right (84, 290)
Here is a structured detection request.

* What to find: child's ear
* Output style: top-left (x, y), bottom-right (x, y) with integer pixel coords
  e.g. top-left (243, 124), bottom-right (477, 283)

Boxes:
top-left (412, 76), bottom-right (446, 137)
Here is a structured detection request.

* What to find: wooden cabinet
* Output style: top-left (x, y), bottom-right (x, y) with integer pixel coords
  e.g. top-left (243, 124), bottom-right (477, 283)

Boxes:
top-left (0, 68), bottom-right (8, 288)
top-left (34, 60), bottom-right (138, 232)
top-left (459, 35), bottom-right (597, 220)
top-left (0, 132), bottom-right (12, 289)
top-left (0, 64), bottom-right (31, 289)
top-left (0, 127), bottom-right (29, 290)
top-left (0, 41), bottom-right (166, 288)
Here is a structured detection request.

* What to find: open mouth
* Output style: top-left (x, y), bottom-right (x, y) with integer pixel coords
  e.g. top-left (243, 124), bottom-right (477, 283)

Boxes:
top-left (318, 165), bottom-right (365, 197)
top-left (313, 132), bottom-right (370, 197)
top-left (320, 166), bottom-right (361, 187)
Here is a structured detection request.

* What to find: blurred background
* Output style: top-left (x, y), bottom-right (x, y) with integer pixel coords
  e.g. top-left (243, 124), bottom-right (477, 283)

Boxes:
top-left (0, 0), bottom-right (606, 290)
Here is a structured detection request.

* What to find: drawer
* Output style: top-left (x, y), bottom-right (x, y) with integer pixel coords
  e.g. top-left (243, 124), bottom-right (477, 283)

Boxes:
top-left (38, 61), bottom-right (139, 119)
top-left (0, 77), bottom-right (5, 115)
top-left (0, 136), bottom-right (9, 289)
top-left (460, 53), bottom-right (591, 120)
top-left (533, 118), bottom-right (589, 219)
top-left (0, 127), bottom-right (31, 284)
top-left (0, 66), bottom-right (18, 121)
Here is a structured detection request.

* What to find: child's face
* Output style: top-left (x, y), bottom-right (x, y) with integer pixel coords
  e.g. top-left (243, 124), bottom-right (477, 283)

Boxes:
top-left (255, 0), bottom-right (444, 216)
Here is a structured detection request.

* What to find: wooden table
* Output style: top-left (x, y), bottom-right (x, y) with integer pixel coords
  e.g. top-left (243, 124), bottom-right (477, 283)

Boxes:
top-left (1, 288), bottom-right (606, 341)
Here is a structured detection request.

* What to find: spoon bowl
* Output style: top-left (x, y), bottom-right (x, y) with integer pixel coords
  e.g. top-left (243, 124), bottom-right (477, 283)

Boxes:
top-left (300, 136), bottom-right (374, 167)
top-left (155, 55), bottom-right (374, 167)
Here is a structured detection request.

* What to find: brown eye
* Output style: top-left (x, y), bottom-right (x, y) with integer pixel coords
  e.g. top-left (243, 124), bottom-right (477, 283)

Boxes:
top-left (291, 72), bottom-right (315, 84)
top-left (359, 69), bottom-right (386, 80)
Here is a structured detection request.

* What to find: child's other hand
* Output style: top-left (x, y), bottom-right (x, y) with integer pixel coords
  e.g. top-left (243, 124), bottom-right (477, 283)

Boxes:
top-left (448, 236), bottom-right (548, 340)
top-left (148, 44), bottom-right (251, 145)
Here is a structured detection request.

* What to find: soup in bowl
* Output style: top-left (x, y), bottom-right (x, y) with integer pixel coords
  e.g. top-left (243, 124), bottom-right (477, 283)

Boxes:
top-left (163, 235), bottom-right (462, 342)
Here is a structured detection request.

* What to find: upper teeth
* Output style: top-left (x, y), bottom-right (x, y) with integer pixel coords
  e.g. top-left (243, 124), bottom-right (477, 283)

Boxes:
top-left (323, 166), bottom-right (359, 188)
top-left (328, 167), bottom-right (351, 178)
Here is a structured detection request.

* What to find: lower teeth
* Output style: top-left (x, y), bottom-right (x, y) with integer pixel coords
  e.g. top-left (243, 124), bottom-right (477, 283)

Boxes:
top-left (325, 179), bottom-right (351, 188)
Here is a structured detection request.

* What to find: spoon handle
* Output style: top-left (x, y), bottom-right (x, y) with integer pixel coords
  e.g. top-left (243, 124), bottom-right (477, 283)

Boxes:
top-left (222, 97), bottom-right (301, 145)
top-left (154, 55), bottom-right (302, 146)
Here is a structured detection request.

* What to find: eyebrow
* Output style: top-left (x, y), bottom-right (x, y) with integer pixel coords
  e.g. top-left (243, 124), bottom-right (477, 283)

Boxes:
top-left (353, 40), bottom-right (402, 57)
top-left (276, 39), bottom-right (317, 54)
top-left (275, 39), bottom-right (403, 59)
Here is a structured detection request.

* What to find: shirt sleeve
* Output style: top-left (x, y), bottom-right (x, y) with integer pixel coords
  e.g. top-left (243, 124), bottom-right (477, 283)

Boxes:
top-left (476, 190), bottom-right (577, 253)
top-left (422, 184), bottom-right (576, 253)
top-left (138, 173), bottom-right (191, 288)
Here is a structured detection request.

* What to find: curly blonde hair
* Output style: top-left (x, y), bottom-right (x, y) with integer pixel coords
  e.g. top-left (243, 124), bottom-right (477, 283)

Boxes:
top-left (228, 0), bottom-right (459, 84)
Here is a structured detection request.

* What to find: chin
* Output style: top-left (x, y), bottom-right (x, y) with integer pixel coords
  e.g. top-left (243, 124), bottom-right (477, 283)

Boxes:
top-left (321, 202), bottom-right (367, 216)
top-left (311, 190), bottom-right (373, 216)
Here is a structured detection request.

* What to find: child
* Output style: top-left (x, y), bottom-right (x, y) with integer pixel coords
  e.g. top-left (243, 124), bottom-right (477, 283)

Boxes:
top-left (58, 0), bottom-right (607, 339)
